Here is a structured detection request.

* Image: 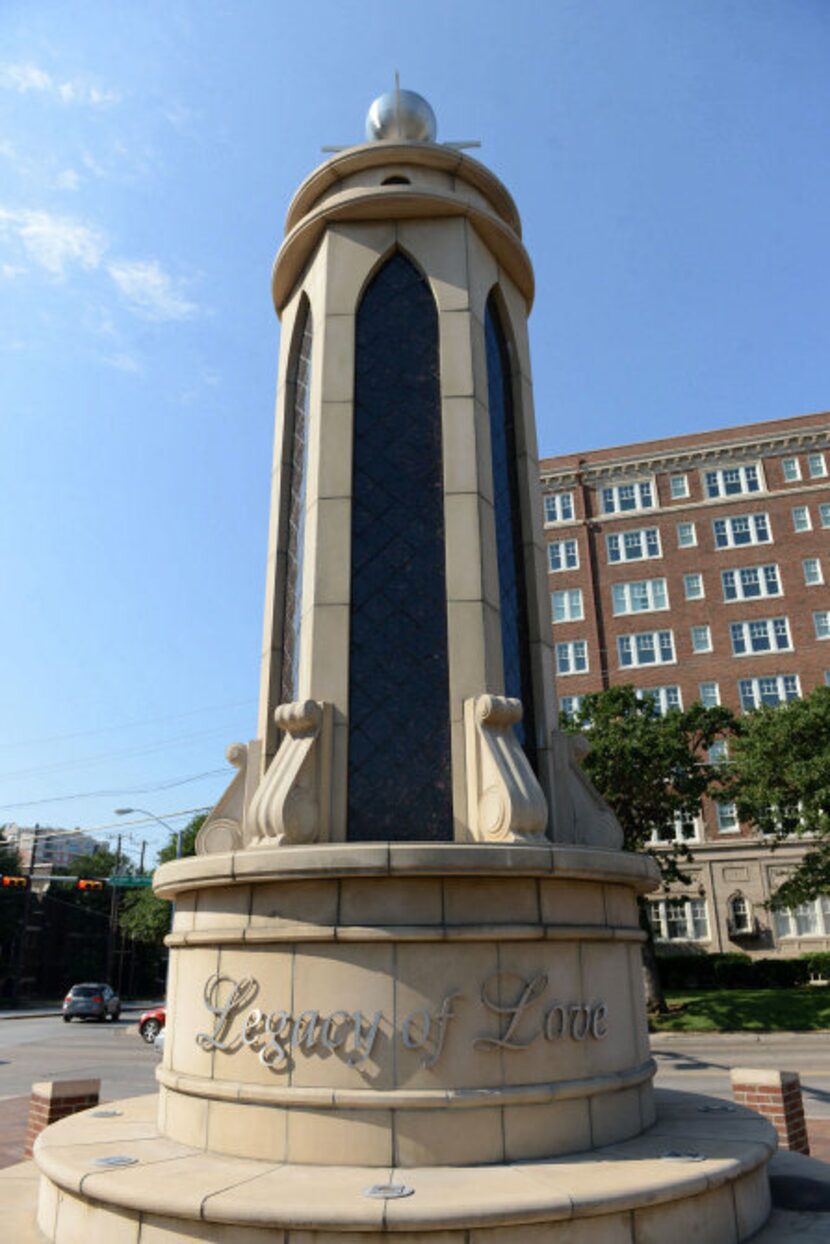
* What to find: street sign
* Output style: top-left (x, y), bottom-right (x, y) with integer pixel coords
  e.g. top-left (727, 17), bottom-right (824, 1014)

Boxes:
top-left (108, 876), bottom-right (153, 888)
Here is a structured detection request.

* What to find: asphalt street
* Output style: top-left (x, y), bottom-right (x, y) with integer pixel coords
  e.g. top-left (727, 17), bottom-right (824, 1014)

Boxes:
top-left (653, 1032), bottom-right (830, 1119)
top-left (0, 1015), bottom-right (159, 1103)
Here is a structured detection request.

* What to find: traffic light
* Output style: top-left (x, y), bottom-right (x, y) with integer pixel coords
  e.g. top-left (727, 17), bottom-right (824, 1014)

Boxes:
top-left (77, 879), bottom-right (104, 891)
top-left (1, 876), bottom-right (28, 888)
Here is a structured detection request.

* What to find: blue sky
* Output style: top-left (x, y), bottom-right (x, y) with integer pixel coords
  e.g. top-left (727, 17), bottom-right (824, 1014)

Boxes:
top-left (1, 1), bottom-right (828, 864)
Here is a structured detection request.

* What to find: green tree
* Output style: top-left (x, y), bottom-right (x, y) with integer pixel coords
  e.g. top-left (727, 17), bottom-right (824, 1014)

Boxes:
top-left (561, 686), bottom-right (736, 1009)
top-left (119, 815), bottom-right (205, 945)
top-left (731, 685), bottom-right (830, 909)
top-left (0, 831), bottom-right (23, 990)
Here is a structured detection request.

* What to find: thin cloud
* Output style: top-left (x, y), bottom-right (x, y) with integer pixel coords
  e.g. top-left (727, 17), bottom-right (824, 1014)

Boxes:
top-left (0, 207), bottom-right (105, 276)
top-left (102, 351), bottom-right (143, 374)
top-left (54, 168), bottom-right (80, 191)
top-left (108, 259), bottom-right (198, 322)
top-left (0, 62), bottom-right (119, 106)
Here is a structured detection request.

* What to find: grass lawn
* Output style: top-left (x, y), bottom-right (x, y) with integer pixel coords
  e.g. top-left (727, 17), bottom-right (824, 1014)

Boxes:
top-left (650, 989), bottom-right (830, 1033)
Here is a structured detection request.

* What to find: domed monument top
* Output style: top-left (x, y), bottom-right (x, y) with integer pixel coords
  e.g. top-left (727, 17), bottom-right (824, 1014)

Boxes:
top-left (365, 83), bottom-right (437, 143)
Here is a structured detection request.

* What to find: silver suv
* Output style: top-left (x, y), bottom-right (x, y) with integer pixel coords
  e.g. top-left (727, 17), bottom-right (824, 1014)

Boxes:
top-left (62, 982), bottom-right (121, 1022)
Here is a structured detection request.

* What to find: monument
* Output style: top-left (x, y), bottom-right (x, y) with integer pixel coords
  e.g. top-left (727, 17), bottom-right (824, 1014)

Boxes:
top-left (29, 87), bottom-right (776, 1242)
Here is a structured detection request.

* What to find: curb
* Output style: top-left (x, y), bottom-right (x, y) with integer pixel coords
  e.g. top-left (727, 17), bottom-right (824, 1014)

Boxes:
top-left (650, 1030), bottom-right (830, 1042)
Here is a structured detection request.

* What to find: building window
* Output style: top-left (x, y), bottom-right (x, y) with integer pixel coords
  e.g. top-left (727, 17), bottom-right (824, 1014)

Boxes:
top-left (708, 738), bottom-right (729, 765)
top-left (548, 539), bottom-right (579, 572)
top-left (637, 685), bottom-right (682, 715)
top-left (703, 464), bottom-right (762, 498)
top-left (650, 809), bottom-right (700, 844)
top-left (792, 506), bottom-right (812, 533)
top-left (716, 801), bottom-right (740, 833)
top-left (617, 629), bottom-right (675, 668)
top-left (606, 527), bottom-right (661, 562)
top-left (808, 451), bottom-right (827, 478)
top-left (691, 624), bottom-right (712, 653)
top-left (773, 897), bottom-right (830, 939)
top-left (649, 897), bottom-right (710, 942)
top-left (279, 298), bottom-right (313, 709)
top-left (728, 894), bottom-right (753, 934)
top-left (815, 611), bottom-right (830, 641)
top-left (600, 479), bottom-right (655, 514)
top-left (559, 694), bottom-right (583, 719)
top-left (670, 473), bottom-right (689, 499)
top-left (544, 492), bottom-right (574, 523)
top-left (551, 588), bottom-right (584, 623)
top-left (739, 674), bottom-right (800, 710)
top-left (556, 640), bottom-right (588, 675)
top-left (611, 577), bottom-right (669, 615)
top-left (721, 563), bottom-right (781, 602)
top-left (804, 558), bottom-right (824, 586)
top-left (820, 503), bottom-right (830, 528)
top-left (684, 573), bottom-right (705, 600)
top-left (677, 521), bottom-right (697, 548)
top-left (713, 513), bottom-right (771, 549)
top-left (782, 456), bottom-right (801, 482)
top-left (699, 681), bottom-right (720, 707)
top-left (730, 616), bottom-right (792, 656)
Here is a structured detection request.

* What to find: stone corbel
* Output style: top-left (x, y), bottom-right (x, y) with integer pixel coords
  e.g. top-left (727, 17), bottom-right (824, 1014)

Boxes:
top-left (548, 731), bottom-right (623, 850)
top-left (464, 695), bottom-right (548, 844)
top-left (247, 700), bottom-right (333, 846)
top-left (195, 741), bottom-right (261, 856)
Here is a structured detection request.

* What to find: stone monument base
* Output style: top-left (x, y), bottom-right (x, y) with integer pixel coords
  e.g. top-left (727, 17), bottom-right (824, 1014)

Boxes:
top-left (27, 1088), bottom-right (774, 1242)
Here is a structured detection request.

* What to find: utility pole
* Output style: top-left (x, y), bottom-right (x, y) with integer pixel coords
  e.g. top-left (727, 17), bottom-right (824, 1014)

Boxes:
top-left (139, 840), bottom-right (147, 873)
top-left (105, 834), bottom-right (121, 984)
top-left (10, 828), bottom-right (38, 1004)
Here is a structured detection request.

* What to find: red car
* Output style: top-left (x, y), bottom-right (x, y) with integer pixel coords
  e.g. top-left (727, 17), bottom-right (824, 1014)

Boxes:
top-left (138, 1005), bottom-right (165, 1044)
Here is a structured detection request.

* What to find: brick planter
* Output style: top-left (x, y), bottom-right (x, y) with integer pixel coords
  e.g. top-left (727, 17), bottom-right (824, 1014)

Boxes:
top-left (731, 1067), bottom-right (809, 1155)
top-left (24, 1079), bottom-right (100, 1159)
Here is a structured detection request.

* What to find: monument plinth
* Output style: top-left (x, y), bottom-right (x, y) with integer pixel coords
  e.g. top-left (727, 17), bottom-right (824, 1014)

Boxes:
top-left (30, 88), bottom-right (775, 1242)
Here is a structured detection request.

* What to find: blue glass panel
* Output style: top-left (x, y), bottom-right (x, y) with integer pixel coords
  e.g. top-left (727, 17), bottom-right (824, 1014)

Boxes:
top-left (348, 253), bottom-right (452, 842)
top-left (485, 296), bottom-right (537, 769)
top-left (280, 303), bottom-right (312, 706)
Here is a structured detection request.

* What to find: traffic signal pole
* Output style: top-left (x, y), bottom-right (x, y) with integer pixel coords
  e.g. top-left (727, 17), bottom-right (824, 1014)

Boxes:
top-left (10, 828), bottom-right (38, 1004)
top-left (105, 835), bottom-right (121, 983)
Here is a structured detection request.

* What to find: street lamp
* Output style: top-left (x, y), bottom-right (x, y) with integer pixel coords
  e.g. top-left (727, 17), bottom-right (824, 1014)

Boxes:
top-left (114, 808), bottom-right (183, 858)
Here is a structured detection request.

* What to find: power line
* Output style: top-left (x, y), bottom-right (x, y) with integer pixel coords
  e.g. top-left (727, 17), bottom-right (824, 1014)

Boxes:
top-left (0, 697), bottom-right (257, 751)
top-left (0, 724), bottom-right (241, 783)
top-left (0, 767), bottom-right (227, 813)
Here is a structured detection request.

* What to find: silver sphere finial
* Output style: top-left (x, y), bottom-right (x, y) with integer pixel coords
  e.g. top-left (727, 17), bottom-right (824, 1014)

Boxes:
top-left (366, 86), bottom-right (437, 143)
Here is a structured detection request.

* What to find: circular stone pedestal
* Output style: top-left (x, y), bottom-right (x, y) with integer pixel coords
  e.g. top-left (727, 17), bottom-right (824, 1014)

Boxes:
top-left (33, 1088), bottom-right (775, 1242)
top-left (153, 843), bottom-right (657, 1166)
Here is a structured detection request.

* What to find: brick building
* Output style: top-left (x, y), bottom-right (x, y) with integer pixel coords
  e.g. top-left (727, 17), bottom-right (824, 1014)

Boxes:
top-left (539, 410), bottom-right (830, 957)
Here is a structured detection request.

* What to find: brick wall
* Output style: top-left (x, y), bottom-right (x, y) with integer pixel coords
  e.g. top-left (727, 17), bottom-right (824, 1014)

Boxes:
top-left (24, 1078), bottom-right (100, 1158)
top-left (731, 1067), bottom-right (809, 1155)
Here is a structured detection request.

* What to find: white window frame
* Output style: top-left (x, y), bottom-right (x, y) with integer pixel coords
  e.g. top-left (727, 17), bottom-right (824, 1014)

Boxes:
top-left (716, 801), bottom-right (740, 833)
top-left (649, 809), bottom-right (701, 844)
top-left (808, 451), bottom-right (827, 479)
top-left (677, 521), bottom-right (697, 548)
top-left (804, 558), bottom-right (824, 586)
top-left (683, 572), bottom-right (705, 601)
top-left (820, 503), bottom-right (830, 529)
top-left (617, 629), bottom-right (676, 669)
top-left (544, 491), bottom-right (574, 524)
top-left (650, 897), bottom-right (710, 942)
top-left (728, 894), bottom-right (753, 934)
top-left (551, 588), bottom-right (584, 623)
top-left (556, 640), bottom-right (588, 676)
top-left (600, 478), bottom-right (656, 515)
top-left (548, 539), bottom-right (579, 573)
top-left (729, 616), bottom-right (792, 657)
top-left (774, 897), bottom-right (830, 940)
top-left (670, 473), bottom-right (689, 499)
top-left (781, 456), bottom-right (801, 482)
top-left (738, 674), bottom-right (801, 711)
top-left (606, 526), bottom-right (662, 563)
top-left (699, 681), bottom-right (720, 707)
top-left (637, 685), bottom-right (683, 715)
top-left (611, 577), bottom-right (669, 616)
top-left (713, 513), bottom-right (771, 549)
top-left (721, 563), bottom-right (781, 602)
top-left (815, 611), bottom-right (830, 641)
top-left (559, 694), bottom-right (583, 720)
top-left (703, 463), bottom-right (763, 499)
top-left (691, 624), bottom-right (712, 653)
top-left (792, 506), bottom-right (812, 533)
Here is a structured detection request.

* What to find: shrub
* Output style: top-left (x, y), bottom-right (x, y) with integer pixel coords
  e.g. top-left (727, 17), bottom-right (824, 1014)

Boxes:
top-left (802, 952), bottom-right (830, 981)
top-left (712, 953), bottom-right (755, 989)
top-left (754, 958), bottom-right (810, 988)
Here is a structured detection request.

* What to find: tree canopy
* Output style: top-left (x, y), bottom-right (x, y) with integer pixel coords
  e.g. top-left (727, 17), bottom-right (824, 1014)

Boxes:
top-left (731, 685), bottom-right (830, 907)
top-left (119, 815), bottom-right (205, 944)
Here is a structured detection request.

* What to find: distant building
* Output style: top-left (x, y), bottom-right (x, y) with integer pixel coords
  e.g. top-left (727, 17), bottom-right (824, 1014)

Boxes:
top-left (540, 410), bottom-right (830, 957)
top-left (1, 824), bottom-right (102, 871)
